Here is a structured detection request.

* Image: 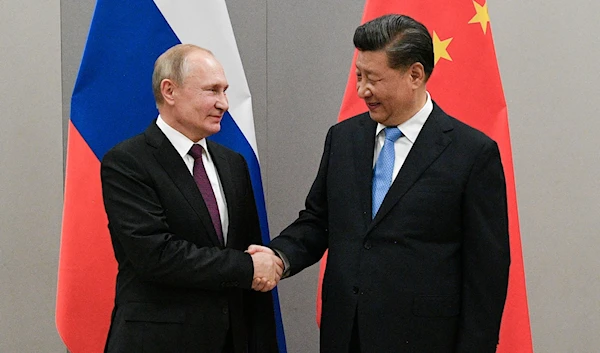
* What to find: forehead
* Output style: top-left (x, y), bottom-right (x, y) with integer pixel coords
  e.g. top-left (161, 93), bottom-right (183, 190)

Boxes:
top-left (184, 51), bottom-right (228, 85)
top-left (355, 50), bottom-right (390, 73)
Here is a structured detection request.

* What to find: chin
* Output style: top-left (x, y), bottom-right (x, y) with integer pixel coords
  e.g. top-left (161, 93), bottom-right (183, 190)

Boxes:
top-left (368, 112), bottom-right (387, 124)
top-left (209, 124), bottom-right (221, 135)
top-left (197, 123), bottom-right (221, 139)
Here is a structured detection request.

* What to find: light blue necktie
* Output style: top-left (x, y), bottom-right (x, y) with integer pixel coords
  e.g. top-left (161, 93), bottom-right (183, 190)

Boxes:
top-left (372, 126), bottom-right (403, 218)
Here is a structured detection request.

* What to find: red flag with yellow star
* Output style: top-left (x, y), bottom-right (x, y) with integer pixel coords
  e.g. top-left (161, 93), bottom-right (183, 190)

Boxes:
top-left (315, 1), bottom-right (533, 352)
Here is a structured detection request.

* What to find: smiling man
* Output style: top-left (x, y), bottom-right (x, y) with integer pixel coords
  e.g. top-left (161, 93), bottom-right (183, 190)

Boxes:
top-left (250, 14), bottom-right (510, 353)
top-left (100, 44), bottom-right (281, 353)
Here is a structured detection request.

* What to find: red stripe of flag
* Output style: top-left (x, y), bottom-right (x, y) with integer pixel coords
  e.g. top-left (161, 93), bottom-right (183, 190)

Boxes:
top-left (56, 122), bottom-right (117, 353)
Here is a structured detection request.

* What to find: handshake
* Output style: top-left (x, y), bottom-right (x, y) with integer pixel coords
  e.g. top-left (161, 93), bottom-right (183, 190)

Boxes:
top-left (247, 245), bottom-right (284, 292)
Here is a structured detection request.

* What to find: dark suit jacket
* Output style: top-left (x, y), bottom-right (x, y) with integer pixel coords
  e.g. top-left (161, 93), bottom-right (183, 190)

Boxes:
top-left (270, 103), bottom-right (510, 353)
top-left (101, 122), bottom-right (278, 353)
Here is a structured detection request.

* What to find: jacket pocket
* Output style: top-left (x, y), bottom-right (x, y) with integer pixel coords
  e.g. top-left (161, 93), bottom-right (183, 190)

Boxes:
top-left (412, 294), bottom-right (460, 317)
top-left (123, 302), bottom-right (186, 323)
top-left (121, 303), bottom-right (186, 353)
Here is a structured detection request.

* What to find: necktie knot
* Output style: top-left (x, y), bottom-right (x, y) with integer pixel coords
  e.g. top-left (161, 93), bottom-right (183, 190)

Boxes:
top-left (188, 144), bottom-right (204, 160)
top-left (384, 126), bottom-right (402, 142)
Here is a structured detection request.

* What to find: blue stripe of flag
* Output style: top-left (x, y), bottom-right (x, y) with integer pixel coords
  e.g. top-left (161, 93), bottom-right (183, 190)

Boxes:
top-left (71, 0), bottom-right (177, 159)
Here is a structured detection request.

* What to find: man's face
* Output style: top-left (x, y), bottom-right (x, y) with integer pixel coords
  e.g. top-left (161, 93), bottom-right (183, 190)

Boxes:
top-left (170, 51), bottom-right (229, 142)
top-left (355, 49), bottom-right (417, 126)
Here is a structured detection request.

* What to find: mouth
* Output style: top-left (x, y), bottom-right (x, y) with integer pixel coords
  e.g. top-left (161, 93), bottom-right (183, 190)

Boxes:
top-left (366, 102), bottom-right (381, 111)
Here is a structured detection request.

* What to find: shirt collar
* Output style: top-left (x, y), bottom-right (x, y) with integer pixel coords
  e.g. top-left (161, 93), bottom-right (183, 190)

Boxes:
top-left (156, 115), bottom-right (208, 159)
top-left (375, 91), bottom-right (433, 143)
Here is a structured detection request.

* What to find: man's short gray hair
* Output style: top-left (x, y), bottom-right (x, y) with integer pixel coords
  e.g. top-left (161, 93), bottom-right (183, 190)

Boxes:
top-left (152, 44), bottom-right (213, 105)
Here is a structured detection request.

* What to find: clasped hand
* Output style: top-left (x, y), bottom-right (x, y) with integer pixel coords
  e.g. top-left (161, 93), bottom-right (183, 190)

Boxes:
top-left (247, 245), bottom-right (283, 292)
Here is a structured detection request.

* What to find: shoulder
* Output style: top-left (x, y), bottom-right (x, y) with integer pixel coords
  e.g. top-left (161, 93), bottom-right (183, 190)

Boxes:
top-left (332, 112), bottom-right (372, 130)
top-left (102, 132), bottom-right (147, 164)
top-left (432, 103), bottom-right (496, 148)
top-left (102, 121), bottom-right (164, 162)
top-left (323, 112), bottom-right (374, 141)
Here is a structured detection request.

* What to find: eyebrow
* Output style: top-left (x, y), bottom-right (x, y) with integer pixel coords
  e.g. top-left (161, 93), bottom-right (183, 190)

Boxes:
top-left (355, 65), bottom-right (376, 75)
top-left (357, 69), bottom-right (380, 79)
top-left (203, 82), bottom-right (228, 89)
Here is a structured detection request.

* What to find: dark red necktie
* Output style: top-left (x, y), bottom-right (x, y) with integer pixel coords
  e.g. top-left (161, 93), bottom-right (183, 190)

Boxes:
top-left (188, 144), bottom-right (224, 245)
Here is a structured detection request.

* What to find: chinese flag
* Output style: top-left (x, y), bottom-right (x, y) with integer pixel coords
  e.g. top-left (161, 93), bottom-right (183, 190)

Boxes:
top-left (315, 1), bottom-right (533, 352)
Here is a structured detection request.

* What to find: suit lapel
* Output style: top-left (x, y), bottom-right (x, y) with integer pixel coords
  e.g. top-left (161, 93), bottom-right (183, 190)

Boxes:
top-left (353, 114), bottom-right (378, 228)
top-left (145, 123), bottom-right (222, 247)
top-left (369, 105), bottom-right (453, 231)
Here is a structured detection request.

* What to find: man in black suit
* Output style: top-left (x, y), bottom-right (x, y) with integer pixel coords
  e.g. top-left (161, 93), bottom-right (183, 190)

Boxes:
top-left (250, 14), bottom-right (510, 352)
top-left (101, 44), bottom-right (281, 353)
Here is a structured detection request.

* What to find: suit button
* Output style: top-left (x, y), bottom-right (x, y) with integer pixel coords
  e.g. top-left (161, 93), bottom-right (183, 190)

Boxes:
top-left (222, 307), bottom-right (229, 315)
top-left (353, 286), bottom-right (359, 294)
top-left (364, 240), bottom-right (372, 250)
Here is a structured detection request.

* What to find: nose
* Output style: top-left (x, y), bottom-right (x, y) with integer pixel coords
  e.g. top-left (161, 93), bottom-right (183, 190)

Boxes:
top-left (356, 81), bottom-right (371, 99)
top-left (215, 92), bottom-right (229, 111)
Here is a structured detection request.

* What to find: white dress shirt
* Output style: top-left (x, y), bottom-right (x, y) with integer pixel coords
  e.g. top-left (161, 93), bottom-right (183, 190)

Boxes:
top-left (373, 92), bottom-right (433, 181)
top-left (156, 116), bottom-right (229, 244)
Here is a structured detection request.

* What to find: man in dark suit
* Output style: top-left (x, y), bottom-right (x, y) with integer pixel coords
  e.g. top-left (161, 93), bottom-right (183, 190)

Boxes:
top-left (249, 14), bottom-right (510, 352)
top-left (101, 44), bottom-right (282, 353)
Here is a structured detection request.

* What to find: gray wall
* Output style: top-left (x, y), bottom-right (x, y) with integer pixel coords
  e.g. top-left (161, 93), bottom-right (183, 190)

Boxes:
top-left (2, 0), bottom-right (600, 352)
top-left (492, 2), bottom-right (600, 352)
top-left (260, 2), bottom-right (365, 350)
top-left (0, 0), bottom-right (65, 351)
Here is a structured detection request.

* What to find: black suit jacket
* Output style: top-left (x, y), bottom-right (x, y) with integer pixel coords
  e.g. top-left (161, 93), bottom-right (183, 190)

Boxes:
top-left (270, 103), bottom-right (510, 353)
top-left (101, 122), bottom-right (278, 353)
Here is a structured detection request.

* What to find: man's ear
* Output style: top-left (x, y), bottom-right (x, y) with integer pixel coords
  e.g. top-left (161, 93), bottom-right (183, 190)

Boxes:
top-left (408, 62), bottom-right (425, 88)
top-left (161, 79), bottom-right (176, 106)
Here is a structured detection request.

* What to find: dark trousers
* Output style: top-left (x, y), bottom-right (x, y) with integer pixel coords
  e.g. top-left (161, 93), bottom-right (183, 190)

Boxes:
top-left (222, 328), bottom-right (235, 353)
top-left (349, 312), bottom-right (361, 353)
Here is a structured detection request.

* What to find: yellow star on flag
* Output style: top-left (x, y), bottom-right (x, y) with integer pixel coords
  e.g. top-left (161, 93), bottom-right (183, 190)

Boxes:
top-left (469, 0), bottom-right (490, 34)
top-left (432, 31), bottom-right (452, 65)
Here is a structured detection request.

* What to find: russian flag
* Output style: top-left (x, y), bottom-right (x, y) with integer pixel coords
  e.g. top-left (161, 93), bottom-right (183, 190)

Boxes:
top-left (56, 1), bottom-right (287, 352)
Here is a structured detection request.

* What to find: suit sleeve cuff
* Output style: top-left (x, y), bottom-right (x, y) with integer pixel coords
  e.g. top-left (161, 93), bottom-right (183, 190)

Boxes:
top-left (272, 249), bottom-right (291, 278)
